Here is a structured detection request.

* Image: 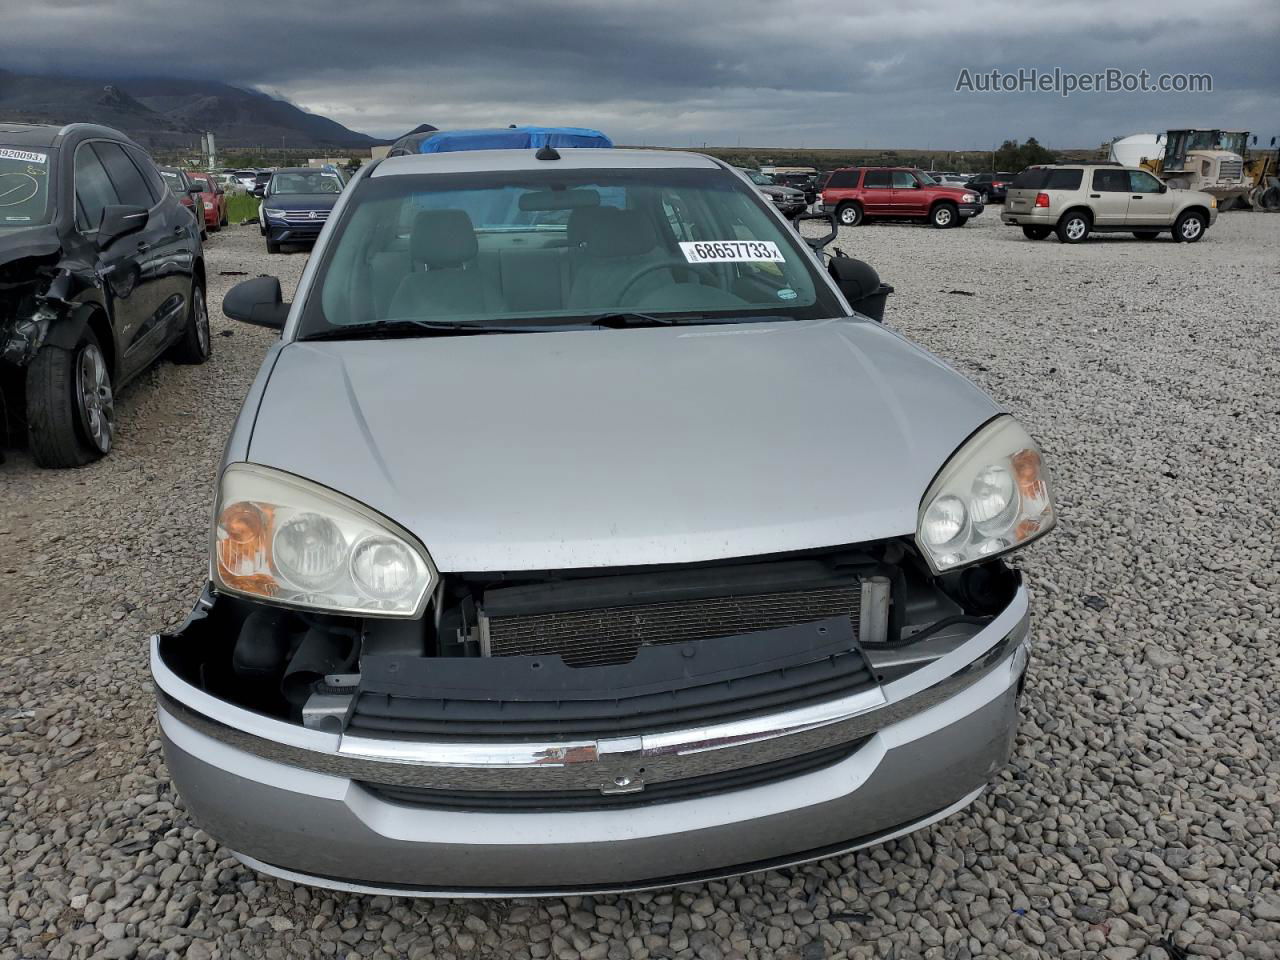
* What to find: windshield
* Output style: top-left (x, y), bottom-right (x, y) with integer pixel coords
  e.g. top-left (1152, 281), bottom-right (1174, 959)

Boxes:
top-left (745, 171), bottom-right (774, 186)
top-left (914, 171), bottom-right (937, 185)
top-left (160, 170), bottom-right (186, 194)
top-left (271, 172), bottom-right (343, 195)
top-left (305, 166), bottom-right (844, 336)
top-left (0, 145), bottom-right (54, 227)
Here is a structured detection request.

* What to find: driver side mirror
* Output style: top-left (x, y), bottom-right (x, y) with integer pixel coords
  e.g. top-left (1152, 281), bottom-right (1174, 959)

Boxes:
top-left (97, 205), bottom-right (149, 247)
top-left (829, 256), bottom-right (893, 323)
top-left (1158, 183), bottom-right (1168, 194)
top-left (223, 276), bottom-right (289, 330)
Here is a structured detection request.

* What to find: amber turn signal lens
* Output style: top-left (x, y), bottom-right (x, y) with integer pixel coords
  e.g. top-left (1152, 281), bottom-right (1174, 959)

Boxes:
top-left (216, 501), bottom-right (278, 595)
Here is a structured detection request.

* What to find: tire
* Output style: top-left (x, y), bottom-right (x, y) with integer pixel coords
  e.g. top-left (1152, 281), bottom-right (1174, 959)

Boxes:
top-left (931, 203), bottom-right (957, 228)
top-left (1056, 210), bottom-right (1091, 243)
top-left (956, 217), bottom-right (969, 227)
top-left (1022, 226), bottom-right (1051, 240)
top-left (219, 211), bottom-right (229, 228)
top-left (170, 283), bottom-right (211, 364)
top-left (979, 190), bottom-right (989, 204)
top-left (26, 328), bottom-right (113, 468)
top-left (1173, 210), bottom-right (1207, 243)
top-left (836, 202), bottom-right (863, 227)
top-left (266, 239), bottom-right (281, 254)
top-left (1133, 231), bottom-right (1160, 241)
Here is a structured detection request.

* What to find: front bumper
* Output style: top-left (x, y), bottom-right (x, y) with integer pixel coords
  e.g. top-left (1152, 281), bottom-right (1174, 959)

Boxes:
top-left (152, 587), bottom-right (1031, 895)
top-left (265, 223), bottom-right (325, 244)
top-left (959, 203), bottom-right (984, 218)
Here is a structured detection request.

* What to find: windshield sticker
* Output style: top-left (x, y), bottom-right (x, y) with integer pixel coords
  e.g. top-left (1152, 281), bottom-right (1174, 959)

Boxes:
top-left (0, 149), bottom-right (48, 164)
top-left (680, 240), bottom-right (785, 264)
top-left (777, 287), bottom-right (798, 300)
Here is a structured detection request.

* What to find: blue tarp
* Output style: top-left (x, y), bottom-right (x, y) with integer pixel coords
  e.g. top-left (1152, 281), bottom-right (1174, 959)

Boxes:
top-left (417, 126), bottom-right (613, 153)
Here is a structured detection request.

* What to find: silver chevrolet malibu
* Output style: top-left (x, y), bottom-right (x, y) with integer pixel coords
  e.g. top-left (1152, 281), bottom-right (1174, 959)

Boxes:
top-left (151, 146), bottom-right (1055, 896)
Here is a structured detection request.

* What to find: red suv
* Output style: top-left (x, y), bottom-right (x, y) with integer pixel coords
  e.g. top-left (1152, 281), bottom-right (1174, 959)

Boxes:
top-left (821, 168), bottom-right (983, 228)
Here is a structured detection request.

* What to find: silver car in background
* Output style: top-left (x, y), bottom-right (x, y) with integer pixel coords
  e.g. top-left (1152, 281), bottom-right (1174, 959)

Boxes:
top-left (151, 146), bottom-right (1056, 895)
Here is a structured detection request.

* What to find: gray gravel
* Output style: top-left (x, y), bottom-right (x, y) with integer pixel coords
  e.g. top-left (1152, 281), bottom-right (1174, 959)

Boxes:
top-left (2, 213), bottom-right (1278, 960)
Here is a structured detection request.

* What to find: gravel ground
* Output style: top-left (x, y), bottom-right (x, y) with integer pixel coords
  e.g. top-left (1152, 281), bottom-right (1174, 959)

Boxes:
top-left (2, 211), bottom-right (1278, 960)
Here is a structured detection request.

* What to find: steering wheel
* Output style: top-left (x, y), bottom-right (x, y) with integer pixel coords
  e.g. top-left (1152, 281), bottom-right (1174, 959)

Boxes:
top-left (615, 260), bottom-right (719, 305)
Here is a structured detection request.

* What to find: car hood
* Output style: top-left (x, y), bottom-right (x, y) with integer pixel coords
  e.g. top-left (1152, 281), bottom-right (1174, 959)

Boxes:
top-left (245, 318), bottom-right (1000, 572)
top-left (0, 225), bottom-right (61, 270)
top-left (262, 194), bottom-right (339, 210)
top-left (933, 185), bottom-right (976, 198)
top-left (760, 185), bottom-right (804, 199)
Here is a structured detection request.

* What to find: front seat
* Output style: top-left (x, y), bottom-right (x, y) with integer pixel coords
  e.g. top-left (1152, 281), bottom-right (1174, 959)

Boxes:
top-left (565, 207), bottom-right (673, 309)
top-left (388, 209), bottom-right (500, 319)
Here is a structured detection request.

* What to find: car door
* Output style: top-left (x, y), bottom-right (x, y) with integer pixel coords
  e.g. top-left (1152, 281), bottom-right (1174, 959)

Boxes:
top-left (891, 170), bottom-right (925, 215)
top-left (92, 141), bottom-right (191, 377)
top-left (1089, 168), bottom-right (1131, 226)
top-left (1126, 169), bottom-right (1176, 226)
top-left (70, 143), bottom-right (155, 383)
top-left (861, 169), bottom-right (893, 214)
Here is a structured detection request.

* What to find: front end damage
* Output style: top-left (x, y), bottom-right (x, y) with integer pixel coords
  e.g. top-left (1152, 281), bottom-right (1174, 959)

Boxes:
top-left (152, 538), bottom-right (1031, 895)
top-left (0, 230), bottom-right (76, 445)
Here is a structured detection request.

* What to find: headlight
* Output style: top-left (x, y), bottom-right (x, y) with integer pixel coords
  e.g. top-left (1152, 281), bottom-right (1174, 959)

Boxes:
top-left (916, 416), bottom-right (1054, 573)
top-left (963, 193), bottom-right (978, 203)
top-left (263, 208), bottom-right (285, 219)
top-left (211, 463), bottom-right (438, 617)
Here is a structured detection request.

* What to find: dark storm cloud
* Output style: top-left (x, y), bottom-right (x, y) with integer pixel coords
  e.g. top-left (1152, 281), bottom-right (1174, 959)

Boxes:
top-left (2, 0), bottom-right (1277, 147)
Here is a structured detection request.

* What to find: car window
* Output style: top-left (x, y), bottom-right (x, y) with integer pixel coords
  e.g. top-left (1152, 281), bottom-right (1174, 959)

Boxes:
top-left (1129, 170), bottom-right (1163, 193)
top-left (863, 171), bottom-right (891, 189)
top-left (825, 170), bottom-right (857, 188)
top-left (891, 171), bottom-right (917, 189)
top-left (92, 142), bottom-right (154, 209)
top-left (1092, 169), bottom-right (1129, 192)
top-left (74, 144), bottom-right (121, 232)
top-left (309, 167), bottom-right (845, 333)
top-left (1045, 169), bottom-right (1083, 190)
top-left (0, 144), bottom-right (53, 227)
top-left (123, 146), bottom-right (165, 204)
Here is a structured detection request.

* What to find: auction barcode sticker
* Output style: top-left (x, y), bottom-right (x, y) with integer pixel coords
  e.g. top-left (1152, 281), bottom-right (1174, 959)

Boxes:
top-left (0, 149), bottom-right (48, 164)
top-left (680, 240), bottom-right (785, 264)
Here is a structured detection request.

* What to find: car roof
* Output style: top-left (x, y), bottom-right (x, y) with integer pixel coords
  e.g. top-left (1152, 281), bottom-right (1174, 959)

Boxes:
top-left (0, 121), bottom-right (134, 148)
top-left (272, 167), bottom-right (336, 176)
top-left (372, 148), bottom-right (721, 177)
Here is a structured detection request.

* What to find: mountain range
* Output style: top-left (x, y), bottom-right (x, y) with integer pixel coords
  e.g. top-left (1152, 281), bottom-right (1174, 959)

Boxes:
top-left (0, 70), bottom-right (381, 150)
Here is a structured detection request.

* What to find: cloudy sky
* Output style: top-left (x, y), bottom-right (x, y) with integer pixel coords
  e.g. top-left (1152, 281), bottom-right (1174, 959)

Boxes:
top-left (3, 0), bottom-right (1277, 148)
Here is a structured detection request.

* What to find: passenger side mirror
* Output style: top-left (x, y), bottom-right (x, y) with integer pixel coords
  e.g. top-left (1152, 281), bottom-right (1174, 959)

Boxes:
top-left (829, 256), bottom-right (893, 323)
top-left (1158, 183), bottom-right (1168, 194)
top-left (792, 212), bottom-right (837, 251)
top-left (223, 276), bottom-right (289, 329)
top-left (97, 205), bottom-right (149, 247)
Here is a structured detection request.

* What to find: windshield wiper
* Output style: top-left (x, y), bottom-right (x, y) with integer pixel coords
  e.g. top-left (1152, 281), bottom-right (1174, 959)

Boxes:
top-left (301, 319), bottom-right (534, 341)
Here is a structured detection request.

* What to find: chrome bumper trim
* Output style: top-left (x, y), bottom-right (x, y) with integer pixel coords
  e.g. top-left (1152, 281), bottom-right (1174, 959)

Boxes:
top-left (151, 585), bottom-right (1028, 793)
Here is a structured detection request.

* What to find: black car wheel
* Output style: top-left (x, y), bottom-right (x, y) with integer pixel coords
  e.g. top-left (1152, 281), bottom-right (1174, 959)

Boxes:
top-left (1022, 226), bottom-right (1051, 240)
top-left (266, 239), bottom-right (281, 254)
top-left (170, 283), bottom-right (212, 364)
top-left (836, 202), bottom-right (863, 227)
top-left (979, 190), bottom-right (989, 204)
top-left (26, 327), bottom-right (114, 468)
top-left (1056, 211), bottom-right (1091, 244)
top-left (1173, 211), bottom-right (1207, 243)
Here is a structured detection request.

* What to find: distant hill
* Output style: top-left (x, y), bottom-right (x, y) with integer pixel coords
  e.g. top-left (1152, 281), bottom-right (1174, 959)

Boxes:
top-left (0, 70), bottom-right (381, 150)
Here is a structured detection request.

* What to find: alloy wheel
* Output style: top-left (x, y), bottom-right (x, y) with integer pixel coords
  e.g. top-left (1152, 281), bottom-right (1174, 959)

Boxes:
top-left (75, 342), bottom-right (113, 454)
top-left (194, 287), bottom-right (210, 356)
top-left (1066, 218), bottom-right (1087, 241)
top-left (1181, 217), bottom-right (1202, 240)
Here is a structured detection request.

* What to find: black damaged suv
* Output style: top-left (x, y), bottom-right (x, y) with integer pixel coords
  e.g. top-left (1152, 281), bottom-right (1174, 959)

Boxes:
top-left (0, 122), bottom-right (209, 467)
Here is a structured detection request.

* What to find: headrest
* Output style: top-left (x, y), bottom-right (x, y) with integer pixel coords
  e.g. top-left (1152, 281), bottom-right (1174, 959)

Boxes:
top-left (567, 207), bottom-right (657, 258)
top-left (410, 209), bottom-right (478, 267)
